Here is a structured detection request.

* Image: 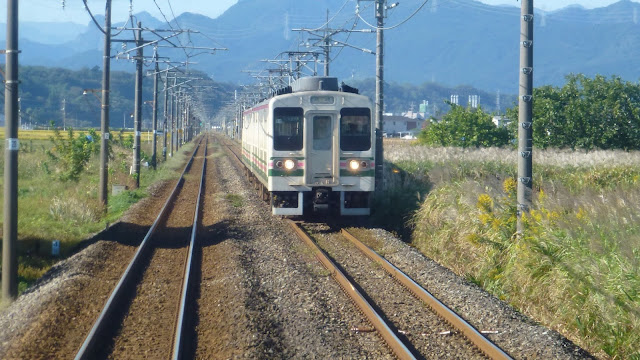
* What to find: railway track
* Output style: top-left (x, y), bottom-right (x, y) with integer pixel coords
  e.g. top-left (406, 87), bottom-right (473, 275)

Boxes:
top-left (289, 221), bottom-right (513, 360)
top-left (75, 137), bottom-right (208, 360)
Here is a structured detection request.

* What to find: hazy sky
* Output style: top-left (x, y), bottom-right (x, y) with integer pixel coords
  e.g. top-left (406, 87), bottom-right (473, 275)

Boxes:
top-left (1, 0), bottom-right (639, 24)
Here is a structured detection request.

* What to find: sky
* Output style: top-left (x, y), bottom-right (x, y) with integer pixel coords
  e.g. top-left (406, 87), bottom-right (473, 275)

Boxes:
top-left (1, 0), bottom-right (639, 24)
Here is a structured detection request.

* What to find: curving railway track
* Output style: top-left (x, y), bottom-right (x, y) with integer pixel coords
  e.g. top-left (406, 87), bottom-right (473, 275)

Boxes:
top-left (289, 221), bottom-right (513, 360)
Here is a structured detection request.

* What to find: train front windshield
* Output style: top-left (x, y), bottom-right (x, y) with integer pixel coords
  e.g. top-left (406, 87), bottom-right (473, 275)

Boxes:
top-left (340, 108), bottom-right (371, 151)
top-left (274, 107), bottom-right (304, 151)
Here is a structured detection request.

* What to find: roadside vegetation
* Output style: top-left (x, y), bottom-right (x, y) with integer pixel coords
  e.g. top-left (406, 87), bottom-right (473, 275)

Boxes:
top-left (0, 129), bottom-right (186, 296)
top-left (381, 144), bottom-right (640, 359)
top-left (377, 74), bottom-right (640, 359)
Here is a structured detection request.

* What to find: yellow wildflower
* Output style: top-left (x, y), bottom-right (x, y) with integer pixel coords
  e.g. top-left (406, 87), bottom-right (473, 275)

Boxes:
top-left (477, 193), bottom-right (493, 213)
top-left (503, 177), bottom-right (517, 196)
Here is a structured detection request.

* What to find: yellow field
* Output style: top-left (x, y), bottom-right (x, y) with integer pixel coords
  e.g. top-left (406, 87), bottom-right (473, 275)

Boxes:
top-left (0, 128), bottom-right (159, 141)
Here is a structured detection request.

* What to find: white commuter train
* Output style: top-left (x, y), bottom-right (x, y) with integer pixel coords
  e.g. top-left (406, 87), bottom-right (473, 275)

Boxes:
top-left (241, 76), bottom-right (375, 216)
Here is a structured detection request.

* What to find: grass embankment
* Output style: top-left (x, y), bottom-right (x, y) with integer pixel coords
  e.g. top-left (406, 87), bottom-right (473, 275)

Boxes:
top-left (380, 142), bottom-right (640, 360)
top-left (0, 129), bottom-right (188, 298)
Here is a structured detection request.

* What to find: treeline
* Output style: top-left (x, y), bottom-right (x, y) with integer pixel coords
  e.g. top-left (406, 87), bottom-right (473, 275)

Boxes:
top-left (0, 65), bottom-right (235, 129)
top-left (419, 74), bottom-right (640, 151)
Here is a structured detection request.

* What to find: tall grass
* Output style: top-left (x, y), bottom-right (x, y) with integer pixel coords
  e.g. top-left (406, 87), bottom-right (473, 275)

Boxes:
top-left (384, 141), bottom-right (640, 359)
top-left (0, 132), bottom-right (191, 299)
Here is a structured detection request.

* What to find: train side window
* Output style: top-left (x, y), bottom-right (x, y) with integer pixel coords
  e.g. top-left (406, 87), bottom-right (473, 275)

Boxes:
top-left (340, 108), bottom-right (371, 151)
top-left (274, 107), bottom-right (304, 151)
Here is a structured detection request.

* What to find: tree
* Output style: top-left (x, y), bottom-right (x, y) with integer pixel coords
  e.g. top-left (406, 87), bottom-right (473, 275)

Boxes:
top-left (418, 103), bottom-right (510, 148)
top-left (506, 74), bottom-right (640, 150)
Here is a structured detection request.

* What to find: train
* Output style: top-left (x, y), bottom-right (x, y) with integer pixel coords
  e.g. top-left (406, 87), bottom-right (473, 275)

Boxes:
top-left (241, 76), bottom-right (375, 216)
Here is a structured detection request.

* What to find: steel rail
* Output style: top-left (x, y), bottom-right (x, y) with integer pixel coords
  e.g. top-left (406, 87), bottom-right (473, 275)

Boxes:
top-left (172, 137), bottom-right (208, 359)
top-left (287, 220), bottom-right (416, 360)
top-left (341, 229), bottom-right (513, 360)
top-left (75, 139), bottom-right (204, 360)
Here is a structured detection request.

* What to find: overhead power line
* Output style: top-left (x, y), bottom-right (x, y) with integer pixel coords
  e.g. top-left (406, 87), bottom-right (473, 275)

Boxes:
top-left (357, 0), bottom-right (430, 30)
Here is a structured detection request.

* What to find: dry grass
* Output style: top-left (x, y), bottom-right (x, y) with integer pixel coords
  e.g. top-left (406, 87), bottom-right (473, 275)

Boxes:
top-left (387, 143), bottom-right (640, 359)
top-left (385, 141), bottom-right (640, 168)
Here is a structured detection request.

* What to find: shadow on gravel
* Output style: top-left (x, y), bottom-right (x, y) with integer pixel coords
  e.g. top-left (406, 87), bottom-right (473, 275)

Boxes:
top-left (72, 221), bottom-right (151, 252)
top-left (180, 219), bottom-right (234, 359)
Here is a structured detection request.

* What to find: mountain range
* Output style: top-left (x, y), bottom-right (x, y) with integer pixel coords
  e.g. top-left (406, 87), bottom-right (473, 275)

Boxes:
top-left (2, 0), bottom-right (640, 96)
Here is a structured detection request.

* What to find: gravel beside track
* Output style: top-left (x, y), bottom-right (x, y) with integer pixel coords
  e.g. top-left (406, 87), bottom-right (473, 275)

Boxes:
top-left (0, 135), bottom-right (593, 359)
top-left (355, 229), bottom-right (594, 360)
top-left (197, 140), bottom-right (393, 358)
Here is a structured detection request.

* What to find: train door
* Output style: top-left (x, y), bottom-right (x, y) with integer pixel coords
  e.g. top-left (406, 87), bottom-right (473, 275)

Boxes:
top-left (307, 113), bottom-right (338, 186)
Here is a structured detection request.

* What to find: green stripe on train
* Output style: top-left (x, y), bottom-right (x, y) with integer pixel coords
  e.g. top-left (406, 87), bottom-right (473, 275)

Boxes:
top-left (339, 157), bottom-right (375, 161)
top-left (339, 170), bottom-right (375, 177)
top-left (242, 154), bottom-right (268, 182)
top-left (269, 169), bottom-right (305, 177)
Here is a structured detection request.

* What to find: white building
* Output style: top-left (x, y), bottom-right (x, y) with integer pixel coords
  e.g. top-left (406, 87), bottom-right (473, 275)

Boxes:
top-left (383, 115), bottom-right (426, 137)
top-left (492, 115), bottom-right (511, 127)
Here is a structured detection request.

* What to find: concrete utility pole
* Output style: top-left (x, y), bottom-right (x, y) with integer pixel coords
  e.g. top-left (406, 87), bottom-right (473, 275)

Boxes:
top-left (151, 47), bottom-right (159, 169)
top-left (62, 98), bottom-right (66, 130)
top-left (99, 0), bottom-right (112, 209)
top-left (132, 21), bottom-right (143, 189)
top-left (3, 0), bottom-right (19, 303)
top-left (163, 71), bottom-right (169, 160)
top-left (517, 0), bottom-right (534, 233)
top-left (173, 82), bottom-right (179, 155)
top-left (374, 0), bottom-right (385, 193)
top-left (169, 77), bottom-right (176, 158)
top-left (324, 9), bottom-right (330, 76)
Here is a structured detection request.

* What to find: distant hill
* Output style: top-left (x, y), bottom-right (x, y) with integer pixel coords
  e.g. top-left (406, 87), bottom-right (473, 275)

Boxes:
top-left (0, 65), bottom-right (234, 129)
top-left (2, 1), bottom-right (640, 102)
top-left (0, 21), bottom-right (87, 45)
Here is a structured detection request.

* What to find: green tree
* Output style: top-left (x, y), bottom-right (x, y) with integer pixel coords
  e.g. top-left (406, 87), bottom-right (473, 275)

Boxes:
top-left (46, 128), bottom-right (100, 181)
top-left (419, 104), bottom-right (510, 147)
top-left (507, 74), bottom-right (640, 150)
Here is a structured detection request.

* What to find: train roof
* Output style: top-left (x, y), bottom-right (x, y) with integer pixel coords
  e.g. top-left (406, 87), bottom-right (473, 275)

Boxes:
top-left (243, 76), bottom-right (365, 114)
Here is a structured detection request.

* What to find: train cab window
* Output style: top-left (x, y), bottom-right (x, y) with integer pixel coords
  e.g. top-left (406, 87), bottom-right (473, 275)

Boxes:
top-left (340, 108), bottom-right (371, 151)
top-left (313, 115), bottom-right (332, 150)
top-left (274, 107), bottom-right (304, 151)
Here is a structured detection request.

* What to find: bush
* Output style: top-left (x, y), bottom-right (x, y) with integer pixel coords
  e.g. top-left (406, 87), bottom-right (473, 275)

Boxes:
top-left (418, 104), bottom-right (510, 148)
top-left (45, 128), bottom-right (100, 181)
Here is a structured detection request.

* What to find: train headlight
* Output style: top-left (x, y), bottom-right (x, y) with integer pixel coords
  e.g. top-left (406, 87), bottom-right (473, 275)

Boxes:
top-left (284, 159), bottom-right (296, 170)
top-left (349, 159), bottom-right (360, 171)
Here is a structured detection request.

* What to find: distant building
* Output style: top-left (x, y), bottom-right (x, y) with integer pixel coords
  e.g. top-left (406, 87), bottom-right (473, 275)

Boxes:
top-left (383, 114), bottom-right (426, 137)
top-left (492, 115), bottom-right (511, 127)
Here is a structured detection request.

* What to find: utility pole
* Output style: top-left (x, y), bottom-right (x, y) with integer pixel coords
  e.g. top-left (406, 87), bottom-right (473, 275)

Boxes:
top-left (324, 9), bottom-right (330, 76)
top-left (99, 0), bottom-right (112, 209)
top-left (374, 0), bottom-right (385, 194)
top-left (132, 21), bottom-right (143, 189)
top-left (151, 47), bottom-right (159, 169)
top-left (3, 0), bottom-right (19, 303)
top-left (169, 77), bottom-right (176, 158)
top-left (517, 0), bottom-right (534, 233)
top-left (62, 98), bottom-right (66, 130)
top-left (163, 71), bottom-right (169, 160)
top-left (173, 81), bottom-right (178, 155)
